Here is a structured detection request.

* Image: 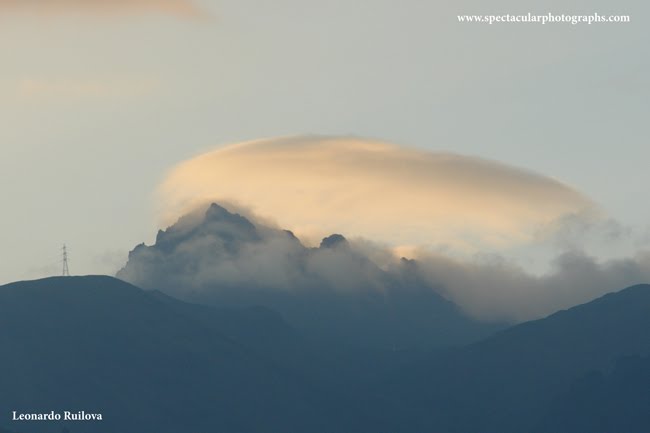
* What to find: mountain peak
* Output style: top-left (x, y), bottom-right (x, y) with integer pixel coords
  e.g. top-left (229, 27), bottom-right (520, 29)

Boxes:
top-left (205, 203), bottom-right (255, 227)
top-left (199, 203), bottom-right (261, 244)
top-left (205, 202), bottom-right (231, 218)
top-left (319, 234), bottom-right (348, 249)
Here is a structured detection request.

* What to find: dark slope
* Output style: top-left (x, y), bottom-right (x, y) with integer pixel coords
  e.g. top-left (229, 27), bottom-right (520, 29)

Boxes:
top-left (374, 284), bottom-right (650, 433)
top-left (0, 276), bottom-right (356, 433)
top-left (118, 203), bottom-right (502, 353)
top-left (145, 289), bottom-right (359, 390)
top-left (147, 285), bottom-right (447, 395)
top-left (147, 289), bottom-right (307, 367)
top-left (538, 354), bottom-right (650, 433)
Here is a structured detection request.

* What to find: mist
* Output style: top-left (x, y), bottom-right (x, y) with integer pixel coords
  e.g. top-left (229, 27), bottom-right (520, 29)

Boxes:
top-left (411, 249), bottom-right (650, 322)
top-left (118, 203), bottom-right (650, 326)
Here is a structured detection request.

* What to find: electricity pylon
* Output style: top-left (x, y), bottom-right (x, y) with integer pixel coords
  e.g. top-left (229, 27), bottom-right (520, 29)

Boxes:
top-left (62, 244), bottom-right (70, 277)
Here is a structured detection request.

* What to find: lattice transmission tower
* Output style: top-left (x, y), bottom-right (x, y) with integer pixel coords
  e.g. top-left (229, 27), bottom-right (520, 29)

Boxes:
top-left (62, 244), bottom-right (70, 277)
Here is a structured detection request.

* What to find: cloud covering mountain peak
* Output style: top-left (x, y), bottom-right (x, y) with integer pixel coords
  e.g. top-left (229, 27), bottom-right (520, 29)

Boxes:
top-left (119, 202), bottom-right (650, 325)
top-left (118, 203), bottom-right (498, 349)
top-left (157, 135), bottom-right (596, 252)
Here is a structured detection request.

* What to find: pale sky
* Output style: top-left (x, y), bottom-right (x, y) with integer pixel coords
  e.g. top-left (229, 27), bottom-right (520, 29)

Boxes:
top-left (0, 0), bottom-right (648, 284)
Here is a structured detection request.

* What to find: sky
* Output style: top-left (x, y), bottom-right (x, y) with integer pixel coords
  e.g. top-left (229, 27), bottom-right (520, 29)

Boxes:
top-left (0, 0), bottom-right (648, 284)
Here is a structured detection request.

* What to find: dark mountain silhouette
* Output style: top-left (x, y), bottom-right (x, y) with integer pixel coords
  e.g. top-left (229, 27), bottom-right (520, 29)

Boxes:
top-left (117, 203), bottom-right (503, 354)
top-left (1, 277), bottom-right (649, 432)
top-left (538, 354), bottom-right (650, 433)
top-left (372, 283), bottom-right (650, 433)
top-left (0, 276), bottom-right (362, 433)
top-left (6, 205), bottom-right (650, 432)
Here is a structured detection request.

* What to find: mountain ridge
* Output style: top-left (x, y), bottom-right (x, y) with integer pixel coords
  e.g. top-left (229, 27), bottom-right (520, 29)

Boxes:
top-left (1, 277), bottom-right (649, 432)
top-left (0, 275), bottom-right (356, 433)
top-left (371, 282), bottom-right (650, 433)
top-left (117, 203), bottom-right (503, 351)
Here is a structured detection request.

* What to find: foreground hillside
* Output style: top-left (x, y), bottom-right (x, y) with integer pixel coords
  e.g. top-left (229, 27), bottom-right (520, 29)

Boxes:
top-left (0, 276), bottom-right (356, 433)
top-left (1, 276), bottom-right (649, 433)
top-left (373, 283), bottom-right (650, 433)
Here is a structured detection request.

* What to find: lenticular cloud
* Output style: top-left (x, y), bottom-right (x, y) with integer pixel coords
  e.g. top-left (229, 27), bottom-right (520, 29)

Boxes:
top-left (158, 135), bottom-right (595, 250)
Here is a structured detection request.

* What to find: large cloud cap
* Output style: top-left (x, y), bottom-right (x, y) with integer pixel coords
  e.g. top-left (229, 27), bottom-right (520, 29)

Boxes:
top-left (159, 135), bottom-right (596, 251)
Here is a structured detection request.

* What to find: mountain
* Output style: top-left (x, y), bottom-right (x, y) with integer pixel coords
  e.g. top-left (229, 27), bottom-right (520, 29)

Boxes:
top-left (0, 276), bottom-right (359, 433)
top-left (117, 203), bottom-right (503, 354)
top-left (373, 283), bottom-right (650, 433)
top-left (538, 354), bottom-right (650, 433)
top-left (2, 277), bottom-right (649, 433)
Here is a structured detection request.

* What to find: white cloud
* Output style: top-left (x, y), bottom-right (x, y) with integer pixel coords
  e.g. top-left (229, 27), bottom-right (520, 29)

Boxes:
top-left (158, 135), bottom-right (596, 252)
